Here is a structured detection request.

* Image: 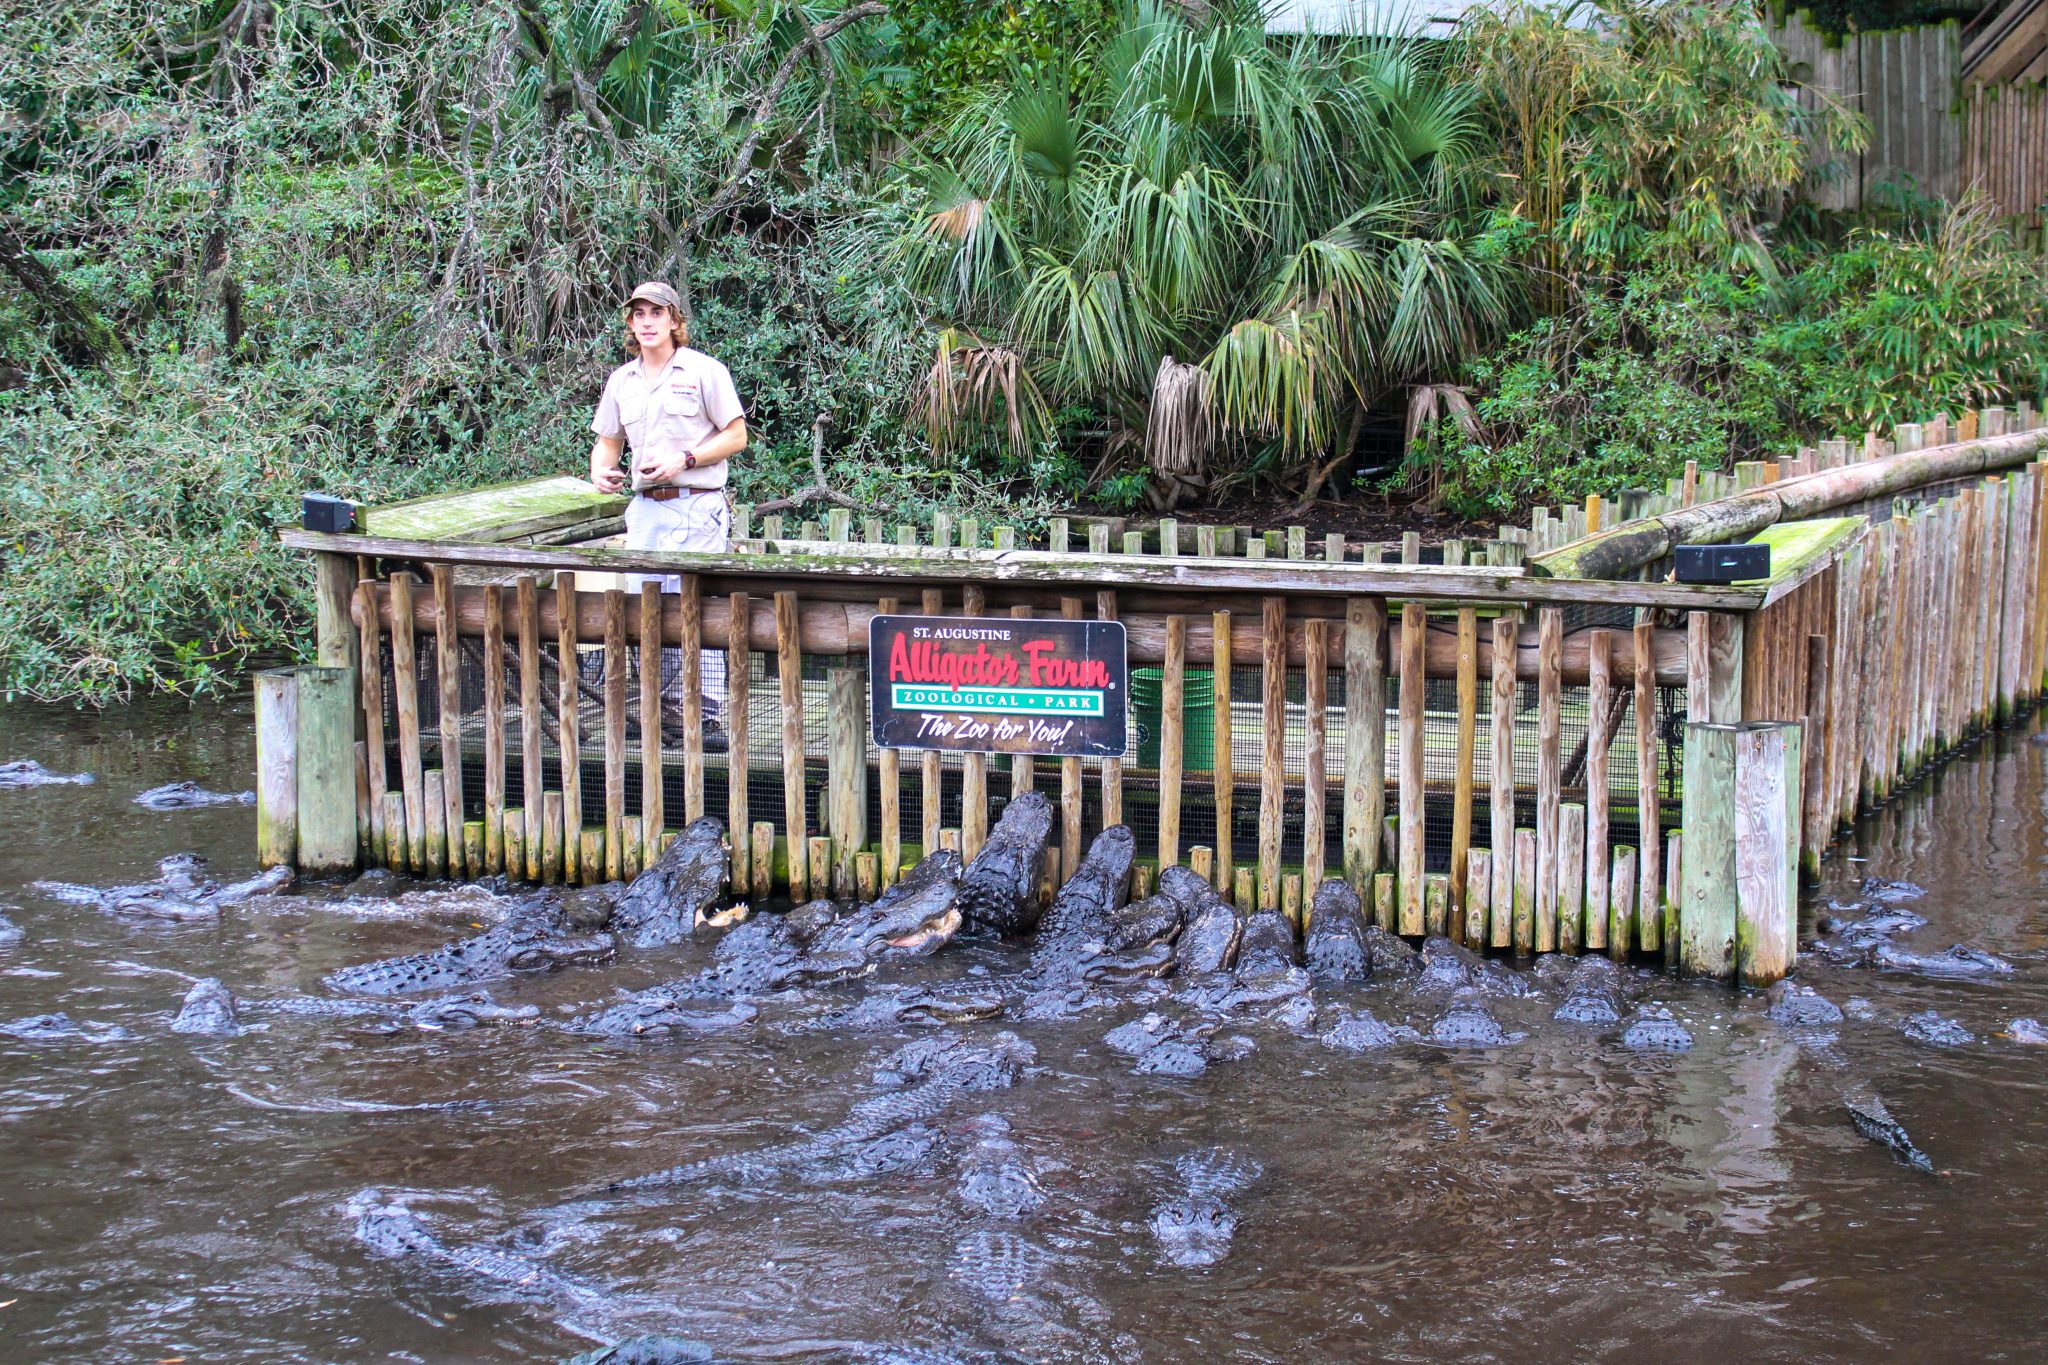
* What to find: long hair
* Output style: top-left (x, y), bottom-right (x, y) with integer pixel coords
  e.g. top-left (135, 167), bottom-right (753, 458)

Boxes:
top-left (623, 304), bottom-right (688, 353)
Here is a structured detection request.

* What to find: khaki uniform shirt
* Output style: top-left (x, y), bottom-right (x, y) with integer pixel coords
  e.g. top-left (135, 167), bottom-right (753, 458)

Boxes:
top-left (590, 347), bottom-right (746, 491)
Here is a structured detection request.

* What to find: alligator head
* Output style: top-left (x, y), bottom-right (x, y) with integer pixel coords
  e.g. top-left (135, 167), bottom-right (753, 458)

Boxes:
top-left (570, 990), bottom-right (760, 1037)
top-left (790, 852), bottom-right (964, 986)
top-left (402, 992), bottom-right (542, 1030)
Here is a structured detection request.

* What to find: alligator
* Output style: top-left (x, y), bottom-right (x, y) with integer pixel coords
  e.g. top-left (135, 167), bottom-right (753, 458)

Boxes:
top-left (1845, 1092), bottom-right (1935, 1173)
top-left (132, 781), bottom-right (254, 810)
top-left (1362, 926), bottom-right (1420, 978)
top-left (1165, 868), bottom-right (1243, 976)
top-left (172, 978), bottom-right (242, 1035)
top-left (0, 759), bottom-right (92, 787)
top-left (323, 907), bottom-right (616, 995)
top-left (1024, 825), bottom-right (1136, 982)
top-left (1764, 980), bottom-right (1844, 1028)
top-left (0, 1013), bottom-right (131, 1042)
top-left (782, 983), bottom-right (1004, 1033)
top-left (1815, 909), bottom-right (1930, 960)
top-left (1552, 955), bottom-right (1625, 1024)
top-left (953, 1114), bottom-right (1046, 1219)
top-left (1016, 885), bottom-right (1182, 1021)
top-left (32, 854), bottom-right (293, 920)
top-left (1103, 1012), bottom-right (1255, 1077)
top-left (2006, 1018), bottom-right (2048, 1044)
top-left (948, 1226), bottom-right (1056, 1303)
top-left (1619, 1005), bottom-right (1694, 1052)
top-left (666, 854), bottom-right (965, 999)
top-left (1901, 1009), bottom-right (1975, 1047)
top-left (1414, 936), bottom-right (1532, 998)
top-left (609, 816), bottom-right (726, 948)
top-left (1150, 1147), bottom-right (1263, 1268)
top-left (0, 909), bottom-right (20, 947)
top-left (560, 1340), bottom-right (714, 1365)
top-left (1318, 1008), bottom-right (1419, 1052)
top-left (569, 992), bottom-right (760, 1037)
top-left (177, 978), bottom-right (542, 1033)
top-left (1860, 876), bottom-right (1925, 903)
top-left (1303, 879), bottom-right (1369, 982)
top-left (603, 1031), bottom-right (1036, 1194)
top-left (354, 1198), bottom-right (633, 1322)
top-left (957, 792), bottom-right (1054, 935)
top-left (1871, 942), bottom-right (2016, 978)
top-left (1424, 991), bottom-right (1527, 1048)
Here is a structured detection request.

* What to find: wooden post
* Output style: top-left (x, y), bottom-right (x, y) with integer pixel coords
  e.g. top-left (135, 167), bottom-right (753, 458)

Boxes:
top-left (1159, 615), bottom-right (1186, 870)
top-left (603, 589), bottom-right (628, 882)
top-left (752, 820), bottom-right (776, 897)
top-left (1424, 874), bottom-right (1449, 937)
top-left (923, 588), bottom-right (945, 861)
top-left (579, 827), bottom-right (604, 887)
top-left (855, 851), bottom-right (881, 902)
top-left (541, 791), bottom-right (564, 884)
top-left (1061, 594), bottom-right (1087, 879)
top-left (381, 792), bottom-right (406, 873)
top-left (1735, 722), bottom-right (1800, 987)
top-left (1342, 597), bottom-right (1387, 895)
top-left (1397, 602), bottom-right (1426, 933)
top-left (1687, 611), bottom-right (1744, 724)
top-left (1259, 595), bottom-right (1287, 911)
top-left (556, 574), bottom-right (583, 884)
top-left (1449, 606), bottom-right (1478, 934)
top-left (1801, 633), bottom-right (1830, 882)
top-left (1099, 588), bottom-right (1124, 828)
top-left (314, 552), bottom-right (361, 680)
top-left (517, 577), bottom-right (544, 881)
top-left (728, 591), bottom-right (753, 892)
top-left (1534, 608), bottom-right (1563, 952)
top-left (1212, 608), bottom-right (1234, 893)
top-left (1489, 617), bottom-right (1516, 950)
top-left (1464, 849), bottom-right (1492, 945)
top-left (503, 808), bottom-right (525, 883)
top-left (353, 581), bottom-right (389, 864)
top-left (1283, 872), bottom-right (1305, 926)
top-left (1302, 618), bottom-right (1328, 892)
top-left (1512, 827), bottom-right (1536, 955)
top-left (1633, 615), bottom-right (1661, 953)
top-left (1585, 630), bottom-right (1613, 953)
top-left (1680, 721), bottom-right (1740, 979)
top-left (482, 587), bottom-right (506, 874)
top-left (1609, 846), bottom-right (1637, 963)
top-left (828, 667), bottom-right (868, 897)
top-left (1372, 871), bottom-right (1396, 932)
top-left (961, 583), bottom-right (989, 862)
top-left (255, 668), bottom-right (299, 869)
top-left (295, 665), bottom-right (358, 876)
top-left (679, 574), bottom-right (704, 823)
top-left (777, 590), bottom-right (808, 902)
top-left (1190, 845), bottom-right (1214, 885)
top-left (431, 564), bottom-right (466, 875)
top-left (1011, 603), bottom-right (1036, 796)
top-left (423, 770), bottom-right (447, 877)
top-left (638, 584), bottom-right (665, 867)
top-left (1557, 802), bottom-right (1585, 954)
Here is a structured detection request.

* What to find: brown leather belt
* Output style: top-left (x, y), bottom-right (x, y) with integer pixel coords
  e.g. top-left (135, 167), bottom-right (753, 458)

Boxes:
top-left (641, 485), bottom-right (720, 503)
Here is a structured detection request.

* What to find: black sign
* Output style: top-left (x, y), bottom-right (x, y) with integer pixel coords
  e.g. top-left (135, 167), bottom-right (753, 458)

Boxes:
top-left (868, 614), bottom-right (1128, 758)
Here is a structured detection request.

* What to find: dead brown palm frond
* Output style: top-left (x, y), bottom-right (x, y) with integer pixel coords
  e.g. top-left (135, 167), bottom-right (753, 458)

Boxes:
top-left (922, 327), bottom-right (1050, 454)
top-left (1143, 354), bottom-right (1212, 506)
top-left (1403, 382), bottom-right (1482, 508)
top-left (927, 197), bottom-right (988, 242)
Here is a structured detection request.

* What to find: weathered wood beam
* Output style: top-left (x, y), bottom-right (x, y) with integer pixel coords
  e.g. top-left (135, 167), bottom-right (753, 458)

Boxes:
top-left (1530, 428), bottom-right (2048, 580)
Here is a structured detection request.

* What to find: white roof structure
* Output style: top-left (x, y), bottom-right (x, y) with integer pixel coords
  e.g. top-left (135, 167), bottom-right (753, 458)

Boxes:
top-left (1261, 0), bottom-right (1492, 39)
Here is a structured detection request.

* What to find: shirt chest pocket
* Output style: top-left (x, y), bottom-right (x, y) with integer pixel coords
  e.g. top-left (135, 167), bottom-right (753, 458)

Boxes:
top-left (664, 384), bottom-right (703, 419)
top-left (618, 393), bottom-right (651, 433)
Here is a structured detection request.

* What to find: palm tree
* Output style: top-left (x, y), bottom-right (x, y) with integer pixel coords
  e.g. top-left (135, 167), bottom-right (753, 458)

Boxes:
top-left (874, 0), bottom-right (1507, 507)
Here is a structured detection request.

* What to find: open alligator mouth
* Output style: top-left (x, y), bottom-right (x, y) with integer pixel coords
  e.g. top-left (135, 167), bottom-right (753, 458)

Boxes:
top-left (696, 902), bottom-right (752, 930)
top-left (886, 907), bottom-right (962, 953)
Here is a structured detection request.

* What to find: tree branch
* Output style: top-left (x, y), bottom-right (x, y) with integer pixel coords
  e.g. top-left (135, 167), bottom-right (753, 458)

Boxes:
top-left (0, 224), bottom-right (128, 369)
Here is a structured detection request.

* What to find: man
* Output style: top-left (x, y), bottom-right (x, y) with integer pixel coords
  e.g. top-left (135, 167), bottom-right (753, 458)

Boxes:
top-left (588, 281), bottom-right (747, 748)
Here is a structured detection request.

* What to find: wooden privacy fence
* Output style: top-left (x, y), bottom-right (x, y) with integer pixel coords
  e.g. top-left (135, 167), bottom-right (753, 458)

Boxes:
top-left (262, 400), bottom-right (2048, 986)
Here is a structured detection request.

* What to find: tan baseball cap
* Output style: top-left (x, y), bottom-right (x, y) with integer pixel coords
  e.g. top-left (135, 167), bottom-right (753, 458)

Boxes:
top-left (625, 281), bottom-right (682, 311)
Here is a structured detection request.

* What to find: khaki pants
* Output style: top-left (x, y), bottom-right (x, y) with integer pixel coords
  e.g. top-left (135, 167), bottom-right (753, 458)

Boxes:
top-left (623, 492), bottom-right (729, 717)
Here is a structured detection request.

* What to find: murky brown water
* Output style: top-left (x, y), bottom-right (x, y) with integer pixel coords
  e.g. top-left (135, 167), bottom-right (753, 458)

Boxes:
top-left (3, 695), bottom-right (2047, 1363)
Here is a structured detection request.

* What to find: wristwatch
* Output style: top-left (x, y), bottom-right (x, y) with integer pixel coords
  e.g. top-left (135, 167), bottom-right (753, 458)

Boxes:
top-left (683, 450), bottom-right (698, 471)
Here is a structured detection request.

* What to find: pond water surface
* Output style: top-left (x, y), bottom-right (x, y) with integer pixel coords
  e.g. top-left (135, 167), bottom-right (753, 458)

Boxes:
top-left (3, 695), bottom-right (2047, 1362)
